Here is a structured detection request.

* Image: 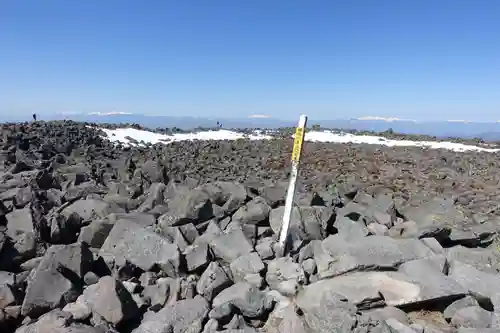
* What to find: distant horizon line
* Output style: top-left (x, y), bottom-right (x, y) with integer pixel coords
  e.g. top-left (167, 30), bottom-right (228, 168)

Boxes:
top-left (1, 111), bottom-right (500, 124)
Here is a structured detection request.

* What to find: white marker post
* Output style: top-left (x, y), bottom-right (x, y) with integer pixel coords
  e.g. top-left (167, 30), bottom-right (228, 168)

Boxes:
top-left (278, 114), bottom-right (308, 256)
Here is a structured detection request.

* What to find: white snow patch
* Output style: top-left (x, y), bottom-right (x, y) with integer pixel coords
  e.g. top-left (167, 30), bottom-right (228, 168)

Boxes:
top-left (99, 127), bottom-right (500, 153)
top-left (99, 128), bottom-right (271, 145)
top-left (301, 131), bottom-right (500, 152)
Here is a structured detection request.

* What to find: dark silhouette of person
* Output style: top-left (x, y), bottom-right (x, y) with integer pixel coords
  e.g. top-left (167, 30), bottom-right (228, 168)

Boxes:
top-left (32, 113), bottom-right (37, 121)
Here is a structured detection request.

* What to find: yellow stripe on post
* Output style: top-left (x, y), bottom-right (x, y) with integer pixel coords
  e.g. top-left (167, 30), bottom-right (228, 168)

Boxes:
top-left (278, 114), bottom-right (308, 256)
top-left (291, 126), bottom-right (306, 163)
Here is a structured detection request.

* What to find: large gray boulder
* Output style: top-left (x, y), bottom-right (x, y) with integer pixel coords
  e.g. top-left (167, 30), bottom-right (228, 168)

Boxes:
top-left (199, 182), bottom-right (248, 215)
top-left (209, 228), bottom-right (253, 263)
top-left (82, 276), bottom-right (139, 326)
top-left (158, 188), bottom-right (214, 227)
top-left (446, 246), bottom-right (500, 274)
top-left (401, 198), bottom-right (465, 239)
top-left (444, 296), bottom-right (481, 321)
top-left (197, 262), bottom-right (232, 302)
top-left (231, 197), bottom-right (271, 225)
top-left (335, 216), bottom-right (369, 239)
top-left (451, 306), bottom-right (493, 329)
top-left (77, 219), bottom-right (115, 248)
top-left (99, 219), bottom-right (180, 276)
top-left (269, 206), bottom-right (335, 241)
top-left (448, 260), bottom-right (500, 302)
top-left (21, 243), bottom-right (93, 317)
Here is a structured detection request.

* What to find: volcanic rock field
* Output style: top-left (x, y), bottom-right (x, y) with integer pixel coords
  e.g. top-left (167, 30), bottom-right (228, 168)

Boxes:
top-left (1, 120), bottom-right (500, 333)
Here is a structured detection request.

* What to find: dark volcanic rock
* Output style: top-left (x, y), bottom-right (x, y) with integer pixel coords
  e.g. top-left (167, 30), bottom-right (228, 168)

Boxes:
top-left (269, 206), bottom-right (335, 241)
top-left (99, 219), bottom-right (180, 276)
top-left (82, 276), bottom-right (139, 326)
top-left (21, 242), bottom-right (93, 318)
top-left (2, 121), bottom-right (500, 333)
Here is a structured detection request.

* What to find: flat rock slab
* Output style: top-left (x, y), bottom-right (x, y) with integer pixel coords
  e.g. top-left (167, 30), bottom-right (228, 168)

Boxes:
top-left (61, 199), bottom-right (124, 222)
top-left (108, 212), bottom-right (157, 227)
top-left (132, 296), bottom-right (209, 333)
top-left (297, 270), bottom-right (466, 311)
top-left (318, 235), bottom-right (435, 278)
top-left (99, 219), bottom-right (180, 276)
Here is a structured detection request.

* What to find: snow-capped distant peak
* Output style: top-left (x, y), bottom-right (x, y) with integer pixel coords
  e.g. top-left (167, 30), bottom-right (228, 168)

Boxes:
top-left (447, 119), bottom-right (470, 123)
top-left (248, 114), bottom-right (272, 119)
top-left (356, 116), bottom-right (415, 122)
top-left (88, 111), bottom-right (133, 116)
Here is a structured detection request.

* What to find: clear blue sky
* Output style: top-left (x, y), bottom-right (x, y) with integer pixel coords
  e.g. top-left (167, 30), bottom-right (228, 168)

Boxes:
top-left (1, 1), bottom-right (500, 121)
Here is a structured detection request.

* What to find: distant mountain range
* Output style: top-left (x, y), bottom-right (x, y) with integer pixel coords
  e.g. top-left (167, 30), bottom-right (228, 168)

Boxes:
top-left (4, 113), bottom-right (500, 141)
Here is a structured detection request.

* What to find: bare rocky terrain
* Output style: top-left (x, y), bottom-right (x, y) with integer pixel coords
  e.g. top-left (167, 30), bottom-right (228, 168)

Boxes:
top-left (1, 120), bottom-right (500, 333)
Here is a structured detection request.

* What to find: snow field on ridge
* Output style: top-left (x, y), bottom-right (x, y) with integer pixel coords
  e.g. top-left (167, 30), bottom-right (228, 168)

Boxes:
top-left (100, 127), bottom-right (500, 153)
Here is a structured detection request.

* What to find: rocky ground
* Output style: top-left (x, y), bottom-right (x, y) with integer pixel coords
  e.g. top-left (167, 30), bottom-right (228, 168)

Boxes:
top-left (1, 121), bottom-right (500, 333)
